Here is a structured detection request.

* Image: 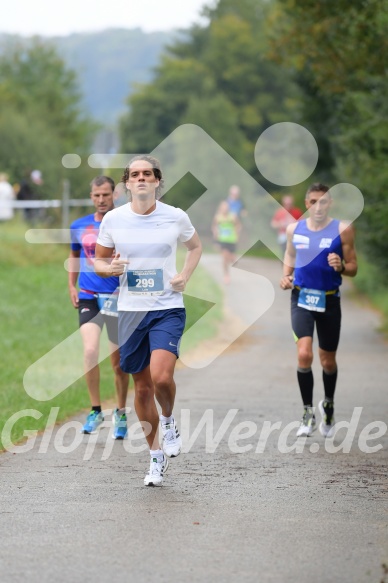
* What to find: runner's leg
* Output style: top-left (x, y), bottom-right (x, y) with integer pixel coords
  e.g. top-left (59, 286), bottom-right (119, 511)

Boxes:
top-left (150, 349), bottom-right (177, 417)
top-left (80, 321), bottom-right (102, 406)
top-left (108, 341), bottom-right (129, 410)
top-left (132, 366), bottom-right (160, 450)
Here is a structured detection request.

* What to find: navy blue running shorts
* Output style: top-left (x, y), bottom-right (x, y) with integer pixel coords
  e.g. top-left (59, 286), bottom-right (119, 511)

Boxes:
top-left (118, 308), bottom-right (186, 374)
top-left (291, 288), bottom-right (341, 352)
top-left (78, 298), bottom-right (119, 344)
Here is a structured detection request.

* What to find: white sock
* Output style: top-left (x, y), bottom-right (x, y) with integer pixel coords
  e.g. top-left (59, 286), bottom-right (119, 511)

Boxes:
top-left (150, 449), bottom-right (164, 461)
top-left (160, 414), bottom-right (173, 425)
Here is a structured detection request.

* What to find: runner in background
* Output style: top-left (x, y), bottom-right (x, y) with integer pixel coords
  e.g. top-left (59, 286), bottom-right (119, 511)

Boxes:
top-left (68, 175), bottom-right (129, 438)
top-left (227, 184), bottom-right (247, 219)
top-left (212, 200), bottom-right (241, 284)
top-left (0, 173), bottom-right (15, 222)
top-left (271, 194), bottom-right (303, 255)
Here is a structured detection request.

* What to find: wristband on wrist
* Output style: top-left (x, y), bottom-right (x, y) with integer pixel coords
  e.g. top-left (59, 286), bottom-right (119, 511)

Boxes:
top-left (339, 262), bottom-right (345, 274)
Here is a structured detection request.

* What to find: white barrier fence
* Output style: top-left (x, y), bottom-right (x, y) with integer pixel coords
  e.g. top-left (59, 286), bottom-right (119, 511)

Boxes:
top-left (0, 178), bottom-right (94, 228)
top-left (4, 197), bottom-right (93, 229)
top-left (11, 199), bottom-right (93, 208)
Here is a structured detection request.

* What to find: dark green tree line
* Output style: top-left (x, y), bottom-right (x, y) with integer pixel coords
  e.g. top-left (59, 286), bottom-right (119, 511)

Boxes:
top-left (119, 0), bottom-right (300, 208)
top-left (267, 0), bottom-right (388, 276)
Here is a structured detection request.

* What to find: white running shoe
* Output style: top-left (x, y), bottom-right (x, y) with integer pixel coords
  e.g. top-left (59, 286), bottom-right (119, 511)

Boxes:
top-left (318, 400), bottom-right (335, 438)
top-left (161, 417), bottom-right (182, 458)
top-left (144, 454), bottom-right (169, 487)
top-left (296, 407), bottom-right (317, 437)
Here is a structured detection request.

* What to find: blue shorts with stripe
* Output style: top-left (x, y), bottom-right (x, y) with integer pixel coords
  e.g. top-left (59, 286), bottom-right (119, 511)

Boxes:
top-left (118, 308), bottom-right (186, 374)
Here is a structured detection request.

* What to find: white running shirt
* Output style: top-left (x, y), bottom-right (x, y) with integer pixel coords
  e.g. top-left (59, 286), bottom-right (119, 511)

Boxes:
top-left (97, 201), bottom-right (195, 311)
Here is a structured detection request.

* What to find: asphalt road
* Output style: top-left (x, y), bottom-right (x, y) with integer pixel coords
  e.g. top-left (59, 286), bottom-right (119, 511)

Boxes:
top-left (0, 255), bottom-right (387, 583)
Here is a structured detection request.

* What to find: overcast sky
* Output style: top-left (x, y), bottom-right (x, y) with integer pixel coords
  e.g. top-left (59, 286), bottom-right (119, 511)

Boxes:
top-left (0, 0), bottom-right (212, 36)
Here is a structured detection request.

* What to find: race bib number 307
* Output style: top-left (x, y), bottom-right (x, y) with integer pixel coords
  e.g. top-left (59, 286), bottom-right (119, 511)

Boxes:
top-left (297, 288), bottom-right (326, 312)
top-left (127, 269), bottom-right (164, 295)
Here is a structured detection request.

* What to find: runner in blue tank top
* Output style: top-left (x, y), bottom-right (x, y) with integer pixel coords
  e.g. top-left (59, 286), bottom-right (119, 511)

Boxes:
top-left (280, 183), bottom-right (358, 438)
top-left (68, 176), bottom-right (129, 438)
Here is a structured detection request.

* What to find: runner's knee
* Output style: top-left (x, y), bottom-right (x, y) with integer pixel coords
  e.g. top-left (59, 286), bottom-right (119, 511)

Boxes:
top-left (320, 353), bottom-right (337, 371)
top-left (153, 372), bottom-right (174, 392)
top-left (297, 348), bottom-right (313, 368)
top-left (83, 346), bottom-right (99, 366)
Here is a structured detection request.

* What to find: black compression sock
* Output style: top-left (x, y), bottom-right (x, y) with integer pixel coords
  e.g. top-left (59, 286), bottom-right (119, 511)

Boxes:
top-left (322, 369), bottom-right (337, 401)
top-left (297, 367), bottom-right (314, 407)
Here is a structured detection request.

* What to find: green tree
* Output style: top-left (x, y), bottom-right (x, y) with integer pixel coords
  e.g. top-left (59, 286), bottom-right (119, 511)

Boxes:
top-left (0, 38), bottom-right (97, 198)
top-left (0, 107), bottom-right (62, 192)
top-left (0, 38), bottom-right (94, 150)
top-left (268, 0), bottom-right (388, 276)
top-left (120, 56), bottom-right (209, 153)
top-left (267, 0), bottom-right (387, 94)
top-left (119, 0), bottom-right (300, 207)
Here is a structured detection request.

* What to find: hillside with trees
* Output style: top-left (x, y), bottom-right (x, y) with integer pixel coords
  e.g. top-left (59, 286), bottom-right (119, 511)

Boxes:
top-left (55, 28), bottom-right (174, 122)
top-left (0, 28), bottom-right (174, 123)
top-left (0, 28), bottom-right (173, 196)
top-left (0, 39), bottom-right (96, 197)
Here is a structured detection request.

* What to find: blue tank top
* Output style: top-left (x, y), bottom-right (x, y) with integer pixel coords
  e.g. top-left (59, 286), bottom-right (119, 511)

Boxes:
top-left (292, 219), bottom-right (343, 291)
top-left (70, 213), bottom-right (119, 299)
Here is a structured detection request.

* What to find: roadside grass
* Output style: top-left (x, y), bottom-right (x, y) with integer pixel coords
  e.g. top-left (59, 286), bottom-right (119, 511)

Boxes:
top-left (351, 254), bottom-right (388, 336)
top-left (0, 218), bottom-right (223, 450)
top-left (242, 240), bottom-right (279, 260)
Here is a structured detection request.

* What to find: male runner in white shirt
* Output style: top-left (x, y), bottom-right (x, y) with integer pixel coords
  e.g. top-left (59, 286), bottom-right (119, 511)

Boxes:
top-left (95, 155), bottom-right (202, 486)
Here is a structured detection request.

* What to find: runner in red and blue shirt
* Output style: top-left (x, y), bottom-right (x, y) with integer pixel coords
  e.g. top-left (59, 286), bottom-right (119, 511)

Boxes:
top-left (68, 176), bottom-right (129, 438)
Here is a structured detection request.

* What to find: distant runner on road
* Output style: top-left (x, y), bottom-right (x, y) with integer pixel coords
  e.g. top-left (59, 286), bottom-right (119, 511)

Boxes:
top-left (270, 194), bottom-right (303, 255)
top-left (212, 200), bottom-right (241, 284)
top-left (280, 182), bottom-right (358, 438)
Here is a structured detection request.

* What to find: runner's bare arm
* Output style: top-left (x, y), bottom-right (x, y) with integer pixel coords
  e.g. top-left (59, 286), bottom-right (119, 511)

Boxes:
top-left (94, 244), bottom-right (129, 277)
top-left (280, 223), bottom-right (297, 289)
top-left (170, 231), bottom-right (202, 292)
top-left (328, 222), bottom-right (357, 277)
top-left (68, 249), bottom-right (81, 308)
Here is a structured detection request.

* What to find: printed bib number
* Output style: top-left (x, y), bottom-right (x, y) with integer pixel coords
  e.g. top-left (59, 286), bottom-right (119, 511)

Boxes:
top-left (127, 269), bottom-right (164, 295)
top-left (297, 288), bottom-right (326, 312)
top-left (96, 293), bottom-right (118, 317)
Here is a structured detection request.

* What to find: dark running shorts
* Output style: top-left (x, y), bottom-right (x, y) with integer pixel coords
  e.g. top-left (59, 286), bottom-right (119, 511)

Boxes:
top-left (291, 288), bottom-right (342, 352)
top-left (218, 241), bottom-right (236, 253)
top-left (118, 308), bottom-right (186, 374)
top-left (78, 298), bottom-right (118, 344)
